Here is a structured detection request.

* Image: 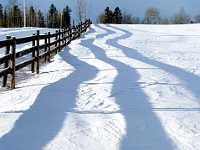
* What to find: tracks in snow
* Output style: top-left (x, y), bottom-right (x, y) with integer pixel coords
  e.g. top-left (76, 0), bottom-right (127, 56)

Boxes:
top-left (1, 24), bottom-right (200, 150)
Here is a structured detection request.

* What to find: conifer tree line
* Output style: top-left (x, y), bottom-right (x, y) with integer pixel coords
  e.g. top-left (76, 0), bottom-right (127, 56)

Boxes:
top-left (99, 7), bottom-right (123, 24)
top-left (98, 6), bottom-right (200, 24)
top-left (0, 3), bottom-right (71, 28)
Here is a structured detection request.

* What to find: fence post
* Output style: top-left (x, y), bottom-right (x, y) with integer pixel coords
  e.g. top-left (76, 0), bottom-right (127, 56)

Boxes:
top-left (2, 36), bottom-right (11, 87)
top-left (11, 37), bottom-right (16, 89)
top-left (72, 26), bottom-right (75, 40)
top-left (64, 28), bottom-right (67, 45)
top-left (83, 22), bottom-right (86, 32)
top-left (80, 21), bottom-right (82, 33)
top-left (78, 24), bottom-right (81, 37)
top-left (48, 32), bottom-right (51, 63)
top-left (55, 30), bottom-right (58, 51)
top-left (31, 34), bottom-right (36, 73)
top-left (36, 30), bottom-right (40, 74)
top-left (44, 33), bottom-right (48, 62)
top-left (58, 29), bottom-right (61, 52)
top-left (62, 29), bottom-right (64, 45)
top-left (85, 21), bottom-right (88, 31)
top-left (75, 25), bottom-right (79, 39)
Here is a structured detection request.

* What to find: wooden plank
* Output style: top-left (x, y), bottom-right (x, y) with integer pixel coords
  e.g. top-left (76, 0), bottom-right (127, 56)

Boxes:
top-left (39, 51), bottom-right (48, 60)
top-left (50, 32), bottom-right (60, 38)
top-left (16, 36), bottom-right (35, 44)
top-left (0, 67), bottom-right (11, 78)
top-left (16, 58), bottom-right (35, 71)
top-left (0, 54), bottom-right (12, 65)
top-left (39, 44), bottom-right (46, 50)
top-left (16, 46), bottom-right (36, 58)
top-left (40, 34), bottom-right (48, 40)
top-left (0, 40), bottom-right (12, 49)
top-left (49, 40), bottom-right (59, 47)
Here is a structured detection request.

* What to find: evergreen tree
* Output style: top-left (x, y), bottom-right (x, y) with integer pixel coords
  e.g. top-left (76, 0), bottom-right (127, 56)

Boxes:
top-left (113, 7), bottom-right (122, 24)
top-left (0, 4), bottom-right (3, 26)
top-left (62, 6), bottom-right (71, 28)
top-left (48, 4), bottom-right (59, 28)
top-left (11, 4), bottom-right (23, 27)
top-left (3, 8), bottom-right (8, 27)
top-left (27, 6), bottom-right (37, 26)
top-left (37, 10), bottom-right (45, 27)
top-left (105, 7), bottom-right (113, 23)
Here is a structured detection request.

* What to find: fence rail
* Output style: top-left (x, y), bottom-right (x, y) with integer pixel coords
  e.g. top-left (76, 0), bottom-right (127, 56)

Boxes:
top-left (0, 19), bottom-right (92, 89)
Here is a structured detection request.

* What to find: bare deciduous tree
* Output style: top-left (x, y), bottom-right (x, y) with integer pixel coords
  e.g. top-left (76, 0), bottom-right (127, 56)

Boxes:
top-left (76, 0), bottom-right (87, 22)
top-left (144, 7), bottom-right (160, 24)
top-left (122, 12), bottom-right (140, 24)
top-left (195, 15), bottom-right (200, 23)
top-left (173, 7), bottom-right (191, 24)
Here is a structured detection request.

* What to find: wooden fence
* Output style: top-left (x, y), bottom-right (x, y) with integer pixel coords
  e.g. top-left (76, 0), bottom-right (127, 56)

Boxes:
top-left (0, 19), bottom-right (92, 89)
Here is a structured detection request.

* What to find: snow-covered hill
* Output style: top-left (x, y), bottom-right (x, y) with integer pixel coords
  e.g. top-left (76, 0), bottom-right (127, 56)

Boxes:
top-left (1, 24), bottom-right (200, 149)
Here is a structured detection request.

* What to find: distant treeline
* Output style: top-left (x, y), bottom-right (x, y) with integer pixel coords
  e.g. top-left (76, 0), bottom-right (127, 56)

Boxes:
top-left (1, 2), bottom-right (200, 27)
top-left (0, 3), bottom-right (71, 28)
top-left (98, 7), bottom-right (200, 24)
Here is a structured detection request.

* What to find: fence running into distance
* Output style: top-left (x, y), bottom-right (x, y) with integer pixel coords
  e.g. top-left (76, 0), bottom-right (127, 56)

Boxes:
top-left (0, 19), bottom-right (92, 89)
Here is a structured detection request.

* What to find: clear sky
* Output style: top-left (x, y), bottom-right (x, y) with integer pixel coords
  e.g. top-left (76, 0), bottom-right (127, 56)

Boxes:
top-left (1, 0), bottom-right (200, 21)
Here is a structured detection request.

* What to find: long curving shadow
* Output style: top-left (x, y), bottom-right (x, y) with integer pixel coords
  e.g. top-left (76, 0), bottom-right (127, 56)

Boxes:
top-left (105, 24), bottom-right (200, 103)
top-left (80, 25), bottom-right (176, 149)
top-left (96, 24), bottom-right (115, 39)
top-left (0, 34), bottom-right (98, 149)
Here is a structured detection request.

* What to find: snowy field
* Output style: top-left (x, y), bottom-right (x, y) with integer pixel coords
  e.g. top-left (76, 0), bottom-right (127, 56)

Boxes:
top-left (0, 24), bottom-right (200, 149)
top-left (0, 27), bottom-right (57, 57)
top-left (0, 28), bottom-right (57, 87)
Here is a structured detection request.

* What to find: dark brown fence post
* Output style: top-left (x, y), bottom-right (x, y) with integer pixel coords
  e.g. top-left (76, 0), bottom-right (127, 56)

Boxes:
top-left (31, 34), bottom-right (36, 73)
top-left (62, 29), bottom-right (64, 45)
top-left (48, 32), bottom-right (51, 62)
top-left (11, 37), bottom-right (16, 89)
top-left (58, 29), bottom-right (61, 52)
top-left (67, 27), bottom-right (72, 44)
top-left (78, 24), bottom-right (81, 37)
top-left (3, 36), bottom-right (11, 87)
top-left (44, 33), bottom-right (48, 62)
top-left (69, 28), bottom-right (72, 43)
top-left (36, 30), bottom-right (40, 74)
top-left (75, 26), bottom-right (77, 38)
top-left (85, 21), bottom-right (87, 32)
top-left (80, 21), bottom-right (82, 33)
top-left (55, 30), bottom-right (58, 51)
top-left (73, 26), bottom-right (75, 39)
top-left (64, 28), bottom-right (67, 45)
top-left (74, 26), bottom-right (76, 39)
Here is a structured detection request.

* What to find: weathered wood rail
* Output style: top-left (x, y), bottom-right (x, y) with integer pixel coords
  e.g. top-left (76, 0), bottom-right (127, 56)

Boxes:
top-left (0, 19), bottom-right (92, 89)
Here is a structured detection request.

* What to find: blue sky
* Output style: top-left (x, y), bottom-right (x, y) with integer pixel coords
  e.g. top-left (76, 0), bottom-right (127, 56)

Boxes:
top-left (0, 0), bottom-right (200, 21)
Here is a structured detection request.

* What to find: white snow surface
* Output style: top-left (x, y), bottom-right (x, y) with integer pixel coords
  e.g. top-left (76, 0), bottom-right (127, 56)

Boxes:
top-left (0, 27), bottom-right (57, 58)
top-left (0, 24), bottom-right (200, 149)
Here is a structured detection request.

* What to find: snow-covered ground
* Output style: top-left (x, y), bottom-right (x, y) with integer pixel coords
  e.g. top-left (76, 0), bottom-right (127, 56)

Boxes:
top-left (1, 24), bottom-right (200, 149)
top-left (0, 27), bottom-right (57, 57)
top-left (0, 27), bottom-right (57, 40)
